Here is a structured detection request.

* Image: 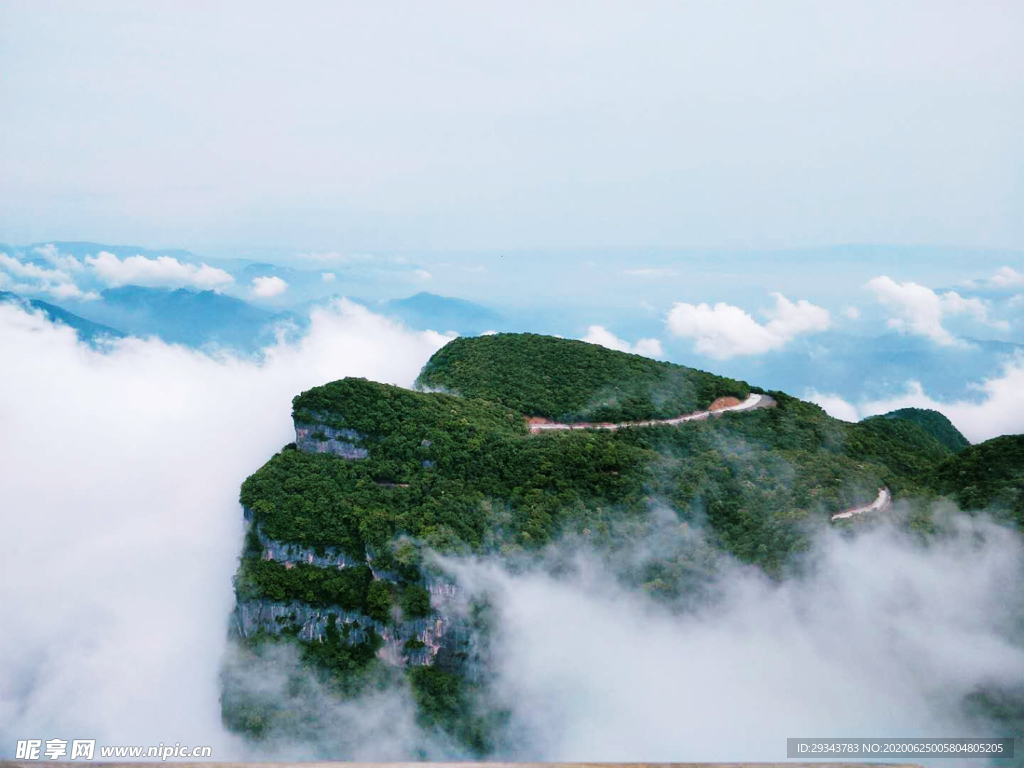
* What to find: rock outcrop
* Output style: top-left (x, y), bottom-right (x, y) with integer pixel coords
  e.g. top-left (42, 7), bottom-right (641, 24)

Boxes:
top-left (294, 421), bottom-right (368, 459)
top-left (233, 593), bottom-right (467, 667)
top-left (235, 511), bottom-right (466, 668)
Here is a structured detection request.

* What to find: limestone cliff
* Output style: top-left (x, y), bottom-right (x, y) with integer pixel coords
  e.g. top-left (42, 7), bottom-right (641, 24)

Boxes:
top-left (234, 507), bottom-right (467, 668)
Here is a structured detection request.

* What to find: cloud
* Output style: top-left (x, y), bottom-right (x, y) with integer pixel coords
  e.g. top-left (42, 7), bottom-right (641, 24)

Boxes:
top-left (32, 244), bottom-right (85, 272)
top-left (414, 269), bottom-right (432, 281)
top-left (251, 275), bottom-right (288, 298)
top-left (842, 305), bottom-right (861, 321)
top-left (666, 293), bottom-right (830, 359)
top-left (0, 298), bottom-right (451, 756)
top-left (623, 268), bottom-right (678, 277)
top-left (581, 325), bottom-right (663, 358)
top-left (84, 251), bottom-right (234, 290)
top-left (805, 390), bottom-right (860, 422)
top-left (806, 353), bottom-right (1024, 442)
top-left (0, 252), bottom-right (98, 300)
top-left (990, 266), bottom-right (1024, 288)
top-left (0, 252), bottom-right (73, 284)
top-left (218, 642), bottom-right (459, 760)
top-left (443, 514), bottom-right (1024, 760)
top-left (866, 275), bottom-right (1007, 345)
top-left (48, 283), bottom-right (100, 301)
top-left (321, 272), bottom-right (336, 283)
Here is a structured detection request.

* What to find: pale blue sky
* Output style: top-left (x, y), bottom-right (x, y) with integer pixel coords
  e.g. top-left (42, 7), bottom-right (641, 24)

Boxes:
top-left (1, 1), bottom-right (1021, 253)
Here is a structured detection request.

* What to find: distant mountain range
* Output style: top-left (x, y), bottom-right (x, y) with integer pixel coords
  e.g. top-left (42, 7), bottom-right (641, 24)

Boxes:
top-left (4, 276), bottom-right (507, 351)
top-left (73, 285), bottom-right (300, 350)
top-left (382, 292), bottom-right (504, 334)
top-left (0, 290), bottom-right (123, 343)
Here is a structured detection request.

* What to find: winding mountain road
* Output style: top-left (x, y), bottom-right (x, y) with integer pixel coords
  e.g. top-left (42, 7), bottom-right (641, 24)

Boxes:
top-left (525, 392), bottom-right (892, 523)
top-left (831, 487), bottom-right (892, 521)
top-left (527, 392), bottom-right (774, 433)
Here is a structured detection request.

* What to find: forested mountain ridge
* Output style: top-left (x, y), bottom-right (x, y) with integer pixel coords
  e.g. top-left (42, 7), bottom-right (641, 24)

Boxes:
top-left (864, 407), bottom-right (970, 453)
top-left (416, 332), bottom-right (751, 422)
top-left (928, 434), bottom-right (1024, 525)
top-left (224, 333), bottom-right (1011, 751)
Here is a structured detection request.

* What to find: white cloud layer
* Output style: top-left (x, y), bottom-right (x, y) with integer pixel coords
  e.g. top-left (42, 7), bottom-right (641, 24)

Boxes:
top-left (866, 275), bottom-right (1007, 345)
top-left (0, 299), bottom-right (450, 756)
top-left (33, 243), bottom-right (85, 272)
top-left (990, 266), bottom-right (1024, 288)
top-left (581, 325), bottom-right (663, 358)
top-left (805, 391), bottom-right (861, 423)
top-left (806, 353), bottom-right (1024, 442)
top-left (0, 252), bottom-right (98, 300)
top-left (445, 515), bottom-right (1024, 760)
top-left (251, 275), bottom-right (288, 298)
top-left (84, 251), bottom-right (234, 289)
top-left (666, 293), bottom-right (830, 359)
top-left (2, 299), bottom-right (1022, 759)
top-left (0, 252), bottom-right (73, 285)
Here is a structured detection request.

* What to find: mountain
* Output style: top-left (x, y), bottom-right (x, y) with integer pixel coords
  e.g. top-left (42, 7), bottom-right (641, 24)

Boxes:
top-left (0, 290), bottom-right (124, 343)
top-left (75, 285), bottom-right (297, 350)
top-left (222, 333), bottom-right (1009, 751)
top-left (417, 332), bottom-right (750, 421)
top-left (866, 407), bottom-right (970, 453)
top-left (383, 292), bottom-right (503, 334)
top-left (929, 434), bottom-right (1024, 524)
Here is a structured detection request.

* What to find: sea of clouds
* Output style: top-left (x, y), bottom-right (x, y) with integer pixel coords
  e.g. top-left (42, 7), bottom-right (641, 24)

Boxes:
top-left (1, 300), bottom-right (1021, 762)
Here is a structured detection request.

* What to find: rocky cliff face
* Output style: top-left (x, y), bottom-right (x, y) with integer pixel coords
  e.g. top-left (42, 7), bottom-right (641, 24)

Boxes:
top-left (294, 421), bottom-right (368, 459)
top-left (233, 590), bottom-right (467, 667)
top-left (234, 511), bottom-right (467, 668)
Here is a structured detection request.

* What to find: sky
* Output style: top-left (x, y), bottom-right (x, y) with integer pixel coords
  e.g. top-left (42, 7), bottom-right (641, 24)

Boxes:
top-left (1, 1), bottom-right (1022, 253)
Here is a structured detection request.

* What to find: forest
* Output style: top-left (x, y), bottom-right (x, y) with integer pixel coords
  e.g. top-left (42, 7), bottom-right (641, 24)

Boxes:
top-left (415, 332), bottom-right (751, 422)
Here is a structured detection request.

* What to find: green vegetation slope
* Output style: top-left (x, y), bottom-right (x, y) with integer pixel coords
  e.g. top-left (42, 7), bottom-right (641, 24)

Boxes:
top-left (865, 407), bottom-right (970, 453)
top-left (928, 434), bottom-right (1024, 524)
top-left (415, 332), bottom-right (750, 422)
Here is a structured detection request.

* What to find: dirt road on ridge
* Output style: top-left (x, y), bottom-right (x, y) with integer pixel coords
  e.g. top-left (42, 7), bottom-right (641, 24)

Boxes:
top-left (525, 392), bottom-right (891, 522)
top-left (526, 392), bottom-right (775, 433)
